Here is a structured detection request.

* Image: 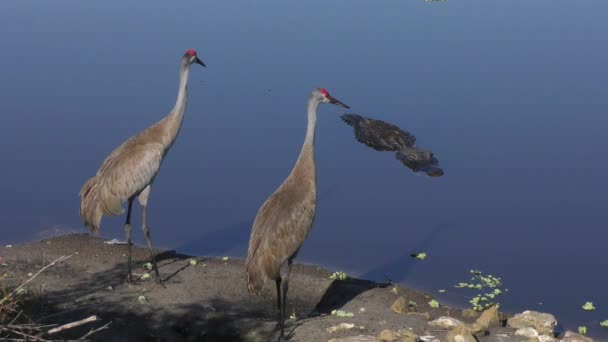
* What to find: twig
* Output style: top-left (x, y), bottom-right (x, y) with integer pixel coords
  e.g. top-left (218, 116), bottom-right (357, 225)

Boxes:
top-left (77, 321), bottom-right (111, 340)
top-left (47, 315), bottom-right (98, 334)
top-left (0, 255), bottom-right (72, 306)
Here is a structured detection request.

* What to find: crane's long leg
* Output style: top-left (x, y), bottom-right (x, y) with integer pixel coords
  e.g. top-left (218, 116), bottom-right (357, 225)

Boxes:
top-left (125, 198), bottom-right (134, 283)
top-left (138, 186), bottom-right (162, 284)
top-left (278, 260), bottom-right (294, 341)
top-left (275, 278), bottom-right (283, 333)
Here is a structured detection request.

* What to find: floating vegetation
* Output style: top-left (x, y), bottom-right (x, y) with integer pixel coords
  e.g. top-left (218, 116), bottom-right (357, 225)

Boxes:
top-left (329, 271), bottom-right (349, 280)
top-left (428, 299), bottom-right (439, 308)
top-left (410, 252), bottom-right (427, 260)
top-left (454, 269), bottom-right (505, 311)
top-left (582, 302), bottom-right (596, 311)
top-left (438, 289), bottom-right (446, 293)
top-left (578, 326), bottom-right (587, 335)
top-left (600, 320), bottom-right (608, 328)
top-left (331, 309), bottom-right (354, 318)
top-left (408, 300), bottom-right (417, 308)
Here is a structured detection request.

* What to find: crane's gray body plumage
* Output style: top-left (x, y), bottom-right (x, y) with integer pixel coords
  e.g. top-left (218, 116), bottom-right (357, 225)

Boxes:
top-left (245, 88), bottom-right (348, 340)
top-left (341, 113), bottom-right (444, 177)
top-left (79, 51), bottom-right (204, 282)
top-left (245, 142), bottom-right (316, 294)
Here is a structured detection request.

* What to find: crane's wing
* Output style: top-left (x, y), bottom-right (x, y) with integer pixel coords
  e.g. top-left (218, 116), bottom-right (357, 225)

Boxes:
top-left (246, 182), bottom-right (315, 294)
top-left (94, 141), bottom-right (164, 215)
top-left (341, 113), bottom-right (415, 151)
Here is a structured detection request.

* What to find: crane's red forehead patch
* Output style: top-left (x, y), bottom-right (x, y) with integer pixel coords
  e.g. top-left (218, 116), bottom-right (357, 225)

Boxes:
top-left (185, 49), bottom-right (197, 57)
top-left (320, 88), bottom-right (329, 96)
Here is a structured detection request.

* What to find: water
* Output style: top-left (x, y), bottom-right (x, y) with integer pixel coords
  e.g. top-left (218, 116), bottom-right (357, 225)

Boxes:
top-left (1, 0), bottom-right (607, 337)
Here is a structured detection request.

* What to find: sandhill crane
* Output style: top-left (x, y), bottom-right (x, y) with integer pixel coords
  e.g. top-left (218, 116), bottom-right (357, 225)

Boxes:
top-left (341, 114), bottom-right (444, 177)
top-left (246, 88), bottom-right (350, 340)
top-left (79, 49), bottom-right (205, 283)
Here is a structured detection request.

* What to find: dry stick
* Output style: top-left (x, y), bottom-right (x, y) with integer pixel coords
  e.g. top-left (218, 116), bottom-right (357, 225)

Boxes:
top-left (77, 321), bottom-right (111, 340)
top-left (47, 315), bottom-right (98, 335)
top-left (0, 255), bottom-right (73, 305)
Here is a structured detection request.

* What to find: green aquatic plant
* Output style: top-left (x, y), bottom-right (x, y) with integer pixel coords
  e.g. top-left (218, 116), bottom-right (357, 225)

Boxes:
top-left (222, 256), bottom-right (229, 261)
top-left (428, 299), bottom-right (439, 308)
top-left (329, 271), bottom-right (349, 280)
top-left (189, 259), bottom-right (198, 266)
top-left (143, 262), bottom-right (153, 270)
top-left (600, 320), bottom-right (608, 328)
top-left (410, 252), bottom-right (427, 260)
top-left (578, 326), bottom-right (587, 335)
top-left (331, 309), bottom-right (354, 318)
top-left (289, 310), bottom-right (297, 320)
top-left (454, 269), bottom-right (505, 311)
top-left (582, 302), bottom-right (596, 311)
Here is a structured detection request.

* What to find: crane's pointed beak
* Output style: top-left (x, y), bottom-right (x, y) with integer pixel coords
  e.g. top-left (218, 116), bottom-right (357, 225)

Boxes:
top-left (194, 57), bottom-right (206, 67)
top-left (328, 95), bottom-right (350, 109)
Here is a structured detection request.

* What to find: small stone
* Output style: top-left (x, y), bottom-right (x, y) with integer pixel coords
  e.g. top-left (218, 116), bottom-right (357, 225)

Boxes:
top-left (5, 245), bottom-right (12, 248)
top-left (515, 327), bottom-right (539, 339)
top-left (391, 297), bottom-right (407, 314)
top-left (378, 329), bottom-right (398, 341)
top-left (377, 329), bottom-right (417, 342)
top-left (562, 330), bottom-right (594, 342)
top-left (429, 316), bottom-right (463, 329)
top-left (137, 295), bottom-right (147, 304)
top-left (446, 325), bottom-right (476, 342)
top-left (507, 310), bottom-right (557, 335)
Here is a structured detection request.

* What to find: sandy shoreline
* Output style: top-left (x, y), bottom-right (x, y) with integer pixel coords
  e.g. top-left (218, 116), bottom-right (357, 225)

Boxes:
top-left (0, 234), bottom-right (595, 341)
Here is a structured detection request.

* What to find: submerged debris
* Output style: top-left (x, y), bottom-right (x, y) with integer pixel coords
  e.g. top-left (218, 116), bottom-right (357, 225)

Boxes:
top-left (340, 113), bottom-right (444, 177)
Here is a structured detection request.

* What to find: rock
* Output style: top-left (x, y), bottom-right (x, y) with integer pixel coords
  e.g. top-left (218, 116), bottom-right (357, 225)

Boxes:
top-left (329, 335), bottom-right (379, 342)
top-left (538, 334), bottom-right (557, 342)
top-left (507, 310), bottom-right (557, 335)
top-left (462, 309), bottom-right (479, 319)
top-left (562, 330), bottom-right (594, 342)
top-left (377, 329), bottom-right (417, 342)
top-left (327, 323), bottom-right (364, 333)
top-left (515, 327), bottom-right (539, 339)
top-left (428, 316), bottom-right (463, 329)
top-left (446, 324), bottom-right (477, 342)
top-left (473, 305), bottom-right (500, 331)
top-left (391, 297), bottom-right (407, 314)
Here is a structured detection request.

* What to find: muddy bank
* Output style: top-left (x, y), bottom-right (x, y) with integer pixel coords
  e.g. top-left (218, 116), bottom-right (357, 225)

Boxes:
top-left (0, 234), bottom-right (593, 341)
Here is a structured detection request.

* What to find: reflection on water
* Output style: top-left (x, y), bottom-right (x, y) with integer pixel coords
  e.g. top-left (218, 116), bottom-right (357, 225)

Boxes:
top-left (0, 0), bottom-right (607, 338)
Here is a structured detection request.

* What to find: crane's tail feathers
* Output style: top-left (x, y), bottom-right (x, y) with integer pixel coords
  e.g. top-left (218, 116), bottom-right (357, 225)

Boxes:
top-left (395, 147), bottom-right (444, 177)
top-left (79, 177), bottom-right (125, 233)
top-left (79, 177), bottom-right (104, 233)
top-left (245, 258), bottom-right (266, 296)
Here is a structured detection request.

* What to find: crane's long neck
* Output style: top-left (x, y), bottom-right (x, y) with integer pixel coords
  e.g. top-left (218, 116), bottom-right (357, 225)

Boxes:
top-left (162, 61), bottom-right (191, 148)
top-left (291, 97), bottom-right (318, 182)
